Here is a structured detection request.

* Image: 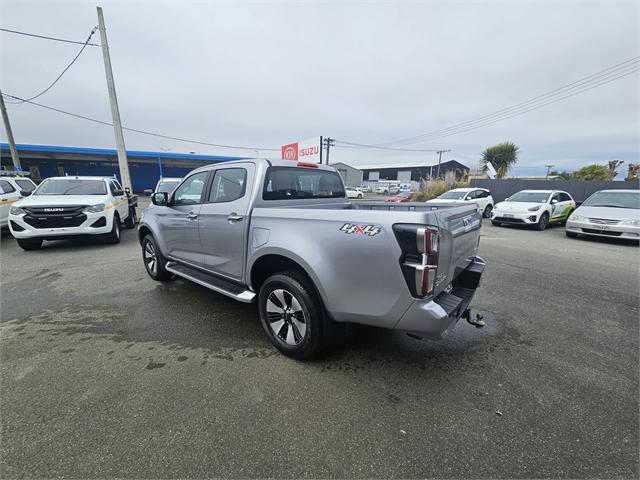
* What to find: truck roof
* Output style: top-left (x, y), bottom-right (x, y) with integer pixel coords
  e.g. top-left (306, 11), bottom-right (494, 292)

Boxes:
top-left (191, 158), bottom-right (336, 174)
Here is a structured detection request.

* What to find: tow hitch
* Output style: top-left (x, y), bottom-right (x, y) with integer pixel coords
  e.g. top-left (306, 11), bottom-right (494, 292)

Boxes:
top-left (462, 308), bottom-right (485, 328)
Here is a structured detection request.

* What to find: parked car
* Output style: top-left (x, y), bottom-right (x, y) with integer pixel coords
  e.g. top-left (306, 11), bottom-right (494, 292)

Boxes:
top-left (345, 187), bottom-right (363, 199)
top-left (565, 189), bottom-right (640, 241)
top-left (8, 176), bottom-right (137, 250)
top-left (0, 173), bottom-right (37, 228)
top-left (376, 183), bottom-right (400, 195)
top-left (359, 185), bottom-right (370, 193)
top-left (138, 159), bottom-right (485, 359)
top-left (491, 190), bottom-right (575, 230)
top-left (386, 192), bottom-right (412, 203)
top-left (427, 187), bottom-right (494, 218)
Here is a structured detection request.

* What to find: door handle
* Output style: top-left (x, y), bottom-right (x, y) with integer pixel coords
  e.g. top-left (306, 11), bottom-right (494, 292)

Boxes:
top-left (186, 212), bottom-right (198, 220)
top-left (227, 213), bottom-right (243, 223)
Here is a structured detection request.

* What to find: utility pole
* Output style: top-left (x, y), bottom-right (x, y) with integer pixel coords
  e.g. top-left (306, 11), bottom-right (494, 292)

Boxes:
top-left (545, 164), bottom-right (554, 180)
top-left (323, 137), bottom-right (335, 165)
top-left (97, 6), bottom-right (132, 191)
top-left (0, 89), bottom-right (21, 170)
top-left (435, 149), bottom-right (451, 179)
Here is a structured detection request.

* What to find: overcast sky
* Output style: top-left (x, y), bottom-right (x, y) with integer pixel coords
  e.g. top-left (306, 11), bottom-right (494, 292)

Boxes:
top-left (1, 0), bottom-right (638, 177)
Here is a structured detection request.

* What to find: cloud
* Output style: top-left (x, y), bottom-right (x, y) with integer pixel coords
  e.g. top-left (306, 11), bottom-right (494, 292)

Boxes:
top-left (1, 0), bottom-right (638, 176)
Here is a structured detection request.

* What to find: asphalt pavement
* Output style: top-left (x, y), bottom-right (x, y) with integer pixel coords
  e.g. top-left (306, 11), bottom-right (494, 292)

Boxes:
top-left (1, 217), bottom-right (638, 478)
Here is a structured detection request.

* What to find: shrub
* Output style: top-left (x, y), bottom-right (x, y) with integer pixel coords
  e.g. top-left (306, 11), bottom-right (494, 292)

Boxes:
top-left (412, 179), bottom-right (469, 202)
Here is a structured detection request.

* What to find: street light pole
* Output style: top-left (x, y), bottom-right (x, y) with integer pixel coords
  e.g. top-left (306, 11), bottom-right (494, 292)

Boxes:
top-left (435, 149), bottom-right (452, 179)
top-left (545, 164), bottom-right (555, 180)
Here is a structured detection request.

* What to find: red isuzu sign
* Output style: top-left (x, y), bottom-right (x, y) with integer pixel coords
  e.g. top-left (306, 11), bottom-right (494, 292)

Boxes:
top-left (281, 137), bottom-right (322, 163)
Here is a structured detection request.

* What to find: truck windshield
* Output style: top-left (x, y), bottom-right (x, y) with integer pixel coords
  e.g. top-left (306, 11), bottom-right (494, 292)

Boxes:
top-left (263, 167), bottom-right (345, 200)
top-left (508, 191), bottom-right (551, 203)
top-left (582, 191), bottom-right (640, 209)
top-left (34, 179), bottom-right (107, 195)
top-left (439, 191), bottom-right (467, 200)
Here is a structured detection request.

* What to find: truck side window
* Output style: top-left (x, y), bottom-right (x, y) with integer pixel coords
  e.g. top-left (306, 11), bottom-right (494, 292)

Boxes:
top-left (0, 180), bottom-right (15, 194)
top-left (208, 168), bottom-right (247, 203)
top-left (173, 172), bottom-right (208, 205)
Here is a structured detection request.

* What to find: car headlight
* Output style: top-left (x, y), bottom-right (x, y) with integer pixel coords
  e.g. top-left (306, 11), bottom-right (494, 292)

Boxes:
top-left (528, 205), bottom-right (541, 211)
top-left (9, 206), bottom-right (25, 215)
top-left (620, 219), bottom-right (640, 227)
top-left (84, 204), bottom-right (106, 213)
top-left (569, 213), bottom-right (586, 221)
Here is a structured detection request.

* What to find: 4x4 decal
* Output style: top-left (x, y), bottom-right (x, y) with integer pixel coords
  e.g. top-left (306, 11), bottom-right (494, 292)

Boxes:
top-left (340, 223), bottom-right (382, 236)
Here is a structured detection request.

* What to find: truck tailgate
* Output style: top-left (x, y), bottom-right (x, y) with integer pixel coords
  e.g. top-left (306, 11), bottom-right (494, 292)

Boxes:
top-left (433, 204), bottom-right (482, 296)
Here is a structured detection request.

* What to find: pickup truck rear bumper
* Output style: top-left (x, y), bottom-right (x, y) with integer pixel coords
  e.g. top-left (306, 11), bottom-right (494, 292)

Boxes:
top-left (394, 256), bottom-right (485, 339)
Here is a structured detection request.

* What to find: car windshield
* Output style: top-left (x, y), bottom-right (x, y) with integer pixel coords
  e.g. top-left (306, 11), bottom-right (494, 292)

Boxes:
top-left (582, 191), bottom-right (640, 209)
top-left (263, 167), bottom-right (345, 200)
top-left (508, 191), bottom-right (551, 203)
top-left (439, 191), bottom-right (467, 200)
top-left (15, 179), bottom-right (36, 192)
top-left (156, 180), bottom-right (181, 193)
top-left (34, 179), bottom-right (107, 195)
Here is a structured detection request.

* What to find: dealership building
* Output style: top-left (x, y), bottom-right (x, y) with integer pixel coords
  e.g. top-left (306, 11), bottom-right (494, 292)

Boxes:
top-left (0, 143), bottom-right (243, 192)
top-left (358, 159), bottom-right (469, 183)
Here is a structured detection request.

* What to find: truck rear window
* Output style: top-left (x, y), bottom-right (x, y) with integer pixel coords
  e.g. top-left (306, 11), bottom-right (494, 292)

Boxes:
top-left (263, 167), bottom-right (345, 200)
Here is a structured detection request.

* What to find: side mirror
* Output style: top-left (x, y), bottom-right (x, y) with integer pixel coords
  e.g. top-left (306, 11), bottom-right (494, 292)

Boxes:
top-left (551, 199), bottom-right (558, 204)
top-left (20, 190), bottom-right (32, 197)
top-left (151, 191), bottom-right (168, 206)
top-left (505, 197), bottom-right (510, 201)
top-left (125, 187), bottom-right (131, 196)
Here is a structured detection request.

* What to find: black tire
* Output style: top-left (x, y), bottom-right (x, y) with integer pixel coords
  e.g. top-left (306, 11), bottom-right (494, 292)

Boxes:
top-left (536, 212), bottom-right (549, 231)
top-left (258, 270), bottom-right (328, 360)
top-left (16, 238), bottom-right (43, 250)
top-left (124, 207), bottom-right (137, 229)
top-left (104, 214), bottom-right (121, 244)
top-left (483, 204), bottom-right (493, 218)
top-left (565, 231), bottom-right (579, 238)
top-left (491, 220), bottom-right (501, 226)
top-left (142, 234), bottom-right (172, 281)
top-left (357, 194), bottom-right (363, 199)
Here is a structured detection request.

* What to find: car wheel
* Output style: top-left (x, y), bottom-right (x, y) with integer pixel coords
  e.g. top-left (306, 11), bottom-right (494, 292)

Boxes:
top-left (536, 212), bottom-right (549, 231)
top-left (124, 207), bottom-right (137, 229)
top-left (565, 231), bottom-right (579, 238)
top-left (258, 270), bottom-right (328, 360)
top-left (483, 205), bottom-right (493, 218)
top-left (357, 194), bottom-right (363, 199)
top-left (142, 234), bottom-right (172, 280)
top-left (104, 214), bottom-right (121, 244)
top-left (16, 238), bottom-right (43, 250)
top-left (491, 220), bottom-right (501, 226)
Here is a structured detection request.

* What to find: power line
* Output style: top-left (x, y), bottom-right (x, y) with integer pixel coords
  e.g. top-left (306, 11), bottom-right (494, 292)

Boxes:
top-left (1, 93), bottom-right (280, 152)
top-left (0, 27), bottom-right (100, 46)
top-left (399, 66), bottom-right (640, 144)
top-left (11, 27), bottom-right (98, 105)
top-left (333, 139), bottom-right (441, 152)
top-left (371, 56), bottom-right (640, 147)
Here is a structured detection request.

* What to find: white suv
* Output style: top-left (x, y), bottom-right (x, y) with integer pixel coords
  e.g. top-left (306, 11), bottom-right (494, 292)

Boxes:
top-left (8, 176), bottom-right (136, 250)
top-left (0, 174), bottom-right (37, 228)
top-left (427, 188), bottom-right (494, 218)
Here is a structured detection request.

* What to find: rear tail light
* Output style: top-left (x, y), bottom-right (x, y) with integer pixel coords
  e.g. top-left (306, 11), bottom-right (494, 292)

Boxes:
top-left (393, 224), bottom-right (440, 298)
top-left (415, 265), bottom-right (437, 296)
top-left (417, 227), bottom-right (439, 255)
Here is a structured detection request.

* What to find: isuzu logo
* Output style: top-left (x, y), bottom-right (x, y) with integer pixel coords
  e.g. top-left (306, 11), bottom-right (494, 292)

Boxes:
top-left (43, 208), bottom-right (64, 212)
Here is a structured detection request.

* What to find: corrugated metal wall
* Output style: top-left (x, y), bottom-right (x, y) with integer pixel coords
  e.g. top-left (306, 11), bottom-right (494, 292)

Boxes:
top-left (469, 179), bottom-right (639, 203)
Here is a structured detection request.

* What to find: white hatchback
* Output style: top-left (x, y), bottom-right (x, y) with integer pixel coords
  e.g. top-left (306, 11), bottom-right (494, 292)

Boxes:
top-left (427, 188), bottom-right (494, 218)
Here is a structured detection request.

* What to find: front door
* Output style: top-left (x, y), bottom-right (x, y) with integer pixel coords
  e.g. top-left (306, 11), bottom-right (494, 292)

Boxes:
top-left (198, 164), bottom-right (254, 281)
top-left (157, 171), bottom-right (209, 266)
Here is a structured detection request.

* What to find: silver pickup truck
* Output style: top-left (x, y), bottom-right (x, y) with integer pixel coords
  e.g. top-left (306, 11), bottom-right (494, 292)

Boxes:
top-left (138, 159), bottom-right (485, 359)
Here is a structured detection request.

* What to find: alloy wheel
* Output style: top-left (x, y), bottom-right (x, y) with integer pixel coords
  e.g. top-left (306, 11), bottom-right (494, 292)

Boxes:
top-left (144, 242), bottom-right (157, 275)
top-left (266, 289), bottom-right (307, 345)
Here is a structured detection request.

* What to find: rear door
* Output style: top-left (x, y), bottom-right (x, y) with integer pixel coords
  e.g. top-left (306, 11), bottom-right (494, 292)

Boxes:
top-left (198, 164), bottom-right (254, 281)
top-left (157, 171), bottom-right (209, 266)
top-left (0, 180), bottom-right (21, 226)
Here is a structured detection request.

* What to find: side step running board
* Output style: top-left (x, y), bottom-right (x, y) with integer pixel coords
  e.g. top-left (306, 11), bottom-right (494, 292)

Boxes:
top-left (165, 261), bottom-right (256, 303)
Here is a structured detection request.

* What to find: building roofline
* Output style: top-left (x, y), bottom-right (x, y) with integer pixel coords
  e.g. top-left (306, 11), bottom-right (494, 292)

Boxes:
top-left (354, 159), bottom-right (469, 170)
top-left (0, 143), bottom-right (245, 162)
